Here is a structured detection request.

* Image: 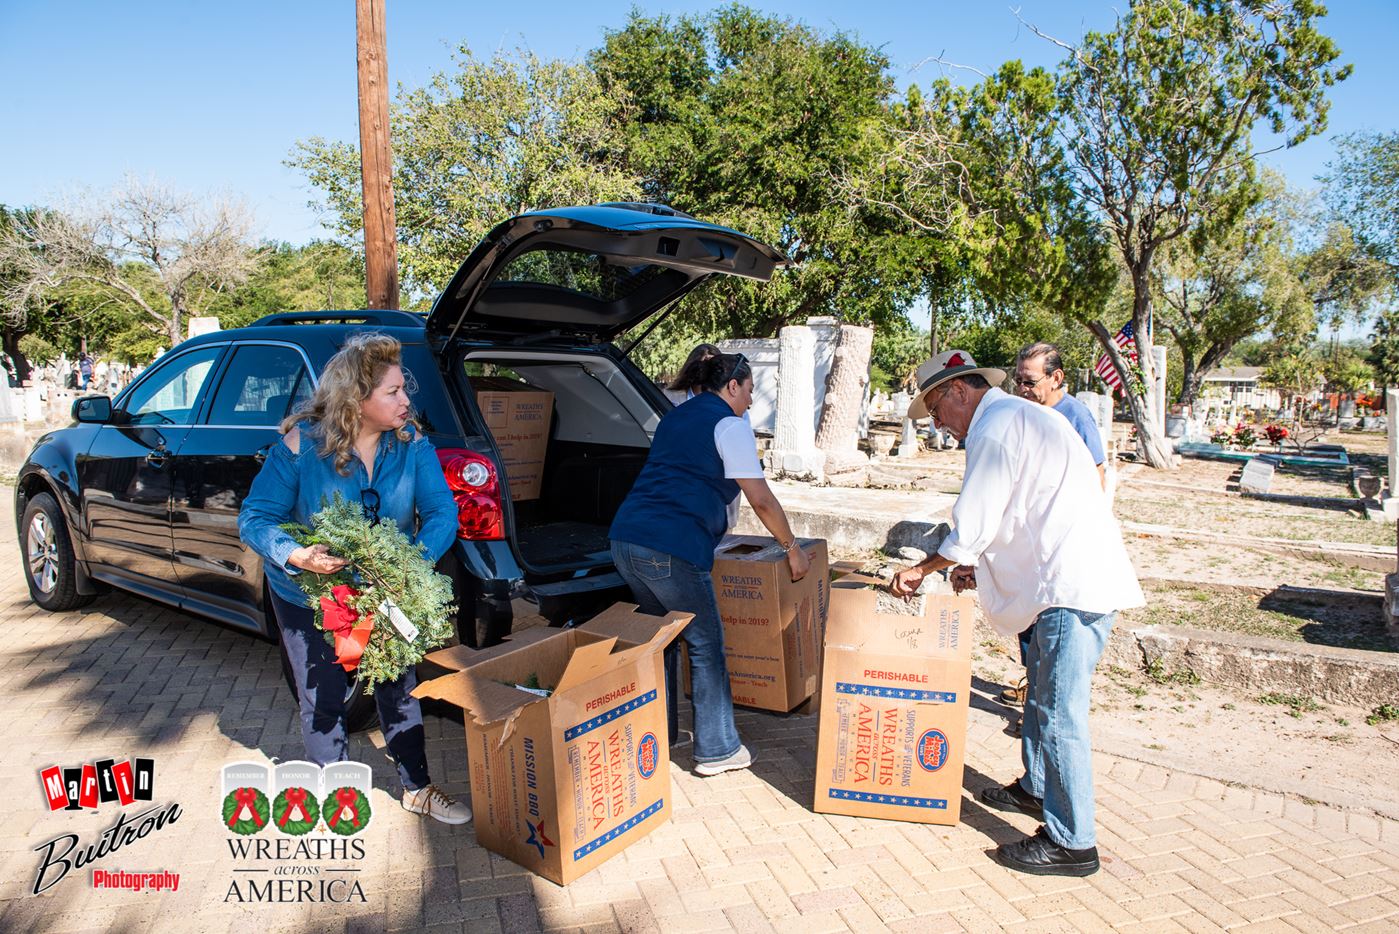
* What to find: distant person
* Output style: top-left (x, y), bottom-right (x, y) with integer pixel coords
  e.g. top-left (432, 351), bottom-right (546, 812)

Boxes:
top-left (78, 352), bottom-right (93, 390)
top-left (1013, 342), bottom-right (1107, 487)
top-left (1001, 341), bottom-right (1111, 716)
top-left (0, 352), bottom-right (17, 388)
top-left (893, 348), bottom-right (1143, 877)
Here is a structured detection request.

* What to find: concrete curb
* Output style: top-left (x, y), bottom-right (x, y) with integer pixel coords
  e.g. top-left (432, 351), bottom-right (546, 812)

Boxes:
top-left (748, 501), bottom-right (1399, 706)
top-left (1103, 622), bottom-right (1399, 707)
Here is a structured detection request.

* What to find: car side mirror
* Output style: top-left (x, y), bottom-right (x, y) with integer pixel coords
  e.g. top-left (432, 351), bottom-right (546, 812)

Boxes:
top-left (73, 395), bottom-right (113, 424)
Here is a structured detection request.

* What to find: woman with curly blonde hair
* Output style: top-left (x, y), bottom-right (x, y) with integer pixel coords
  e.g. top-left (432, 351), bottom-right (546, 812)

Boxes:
top-left (239, 332), bottom-right (471, 825)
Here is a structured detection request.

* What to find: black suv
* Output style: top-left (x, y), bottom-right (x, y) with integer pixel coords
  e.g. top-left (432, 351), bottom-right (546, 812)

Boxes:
top-left (15, 203), bottom-right (787, 723)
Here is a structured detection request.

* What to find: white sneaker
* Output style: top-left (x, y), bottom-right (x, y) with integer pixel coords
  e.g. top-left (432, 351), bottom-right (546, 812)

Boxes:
top-left (402, 784), bottom-right (472, 825)
top-left (694, 744), bottom-right (753, 777)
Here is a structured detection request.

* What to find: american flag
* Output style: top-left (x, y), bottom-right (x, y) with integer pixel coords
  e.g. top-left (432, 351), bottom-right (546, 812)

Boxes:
top-left (1093, 321), bottom-right (1138, 396)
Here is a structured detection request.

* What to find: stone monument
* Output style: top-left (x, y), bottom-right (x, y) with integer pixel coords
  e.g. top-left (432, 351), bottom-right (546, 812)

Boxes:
top-left (765, 325), bottom-right (826, 480)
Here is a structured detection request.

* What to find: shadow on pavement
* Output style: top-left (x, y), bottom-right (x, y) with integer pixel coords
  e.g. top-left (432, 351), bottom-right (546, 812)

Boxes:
top-left (4, 584), bottom-right (527, 932)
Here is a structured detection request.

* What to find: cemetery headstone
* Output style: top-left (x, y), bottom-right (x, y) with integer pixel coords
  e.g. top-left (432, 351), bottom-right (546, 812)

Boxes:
top-left (1239, 458), bottom-right (1274, 495)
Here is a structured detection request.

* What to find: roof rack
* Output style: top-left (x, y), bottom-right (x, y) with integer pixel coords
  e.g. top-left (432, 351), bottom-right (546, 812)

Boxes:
top-left (594, 202), bottom-right (694, 219)
top-left (248, 311), bottom-right (426, 328)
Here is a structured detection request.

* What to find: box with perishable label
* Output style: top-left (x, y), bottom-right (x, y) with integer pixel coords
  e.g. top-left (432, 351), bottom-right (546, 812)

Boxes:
top-left (813, 572), bottom-right (973, 825)
top-left (413, 603), bottom-right (690, 885)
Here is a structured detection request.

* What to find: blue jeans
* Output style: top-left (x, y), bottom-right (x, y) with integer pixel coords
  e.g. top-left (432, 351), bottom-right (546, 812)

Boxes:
top-left (270, 589), bottom-right (430, 791)
top-left (610, 540), bottom-right (741, 764)
top-left (1019, 606), bottom-right (1115, 849)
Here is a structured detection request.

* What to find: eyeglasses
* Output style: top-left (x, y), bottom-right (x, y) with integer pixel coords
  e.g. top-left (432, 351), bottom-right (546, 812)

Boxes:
top-left (360, 488), bottom-right (380, 525)
top-left (1013, 374), bottom-right (1049, 389)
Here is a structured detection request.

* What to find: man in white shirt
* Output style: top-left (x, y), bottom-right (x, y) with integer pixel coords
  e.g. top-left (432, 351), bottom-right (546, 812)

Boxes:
top-left (894, 349), bottom-right (1144, 877)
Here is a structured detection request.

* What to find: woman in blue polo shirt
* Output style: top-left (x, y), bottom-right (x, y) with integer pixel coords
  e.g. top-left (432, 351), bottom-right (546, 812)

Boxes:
top-left (610, 352), bottom-right (809, 776)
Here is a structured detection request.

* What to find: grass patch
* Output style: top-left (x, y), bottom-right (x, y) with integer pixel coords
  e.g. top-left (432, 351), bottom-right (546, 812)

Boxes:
top-left (1258, 692), bottom-right (1324, 717)
top-left (1366, 704), bottom-right (1399, 726)
top-left (1145, 657), bottom-right (1201, 686)
top-left (1125, 587), bottom-right (1396, 653)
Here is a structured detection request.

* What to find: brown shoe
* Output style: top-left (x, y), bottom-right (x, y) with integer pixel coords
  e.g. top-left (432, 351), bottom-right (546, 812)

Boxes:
top-left (998, 677), bottom-right (1028, 708)
top-left (402, 784), bottom-right (472, 825)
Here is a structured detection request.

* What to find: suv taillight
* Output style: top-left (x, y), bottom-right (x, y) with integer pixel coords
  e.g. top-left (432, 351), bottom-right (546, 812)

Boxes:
top-left (437, 448), bottom-right (504, 541)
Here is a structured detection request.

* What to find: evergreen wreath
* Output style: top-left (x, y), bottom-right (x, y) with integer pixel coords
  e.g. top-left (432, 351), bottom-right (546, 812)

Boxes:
top-left (273, 786), bottom-right (321, 836)
top-left (322, 786), bottom-right (372, 835)
top-left (282, 494), bottom-right (456, 693)
top-left (223, 787), bottom-right (271, 835)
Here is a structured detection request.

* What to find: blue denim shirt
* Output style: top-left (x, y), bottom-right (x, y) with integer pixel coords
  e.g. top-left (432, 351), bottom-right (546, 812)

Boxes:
top-left (238, 423), bottom-right (459, 606)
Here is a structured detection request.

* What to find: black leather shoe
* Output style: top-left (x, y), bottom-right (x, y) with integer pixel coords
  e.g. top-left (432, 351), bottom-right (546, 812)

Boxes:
top-left (978, 781), bottom-right (1044, 818)
top-left (994, 827), bottom-right (1100, 876)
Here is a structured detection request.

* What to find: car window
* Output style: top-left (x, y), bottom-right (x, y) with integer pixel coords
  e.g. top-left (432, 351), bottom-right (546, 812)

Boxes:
top-left (122, 346), bottom-right (223, 426)
top-left (495, 247), bottom-right (668, 302)
top-left (400, 342), bottom-right (457, 435)
top-left (206, 345), bottom-right (310, 426)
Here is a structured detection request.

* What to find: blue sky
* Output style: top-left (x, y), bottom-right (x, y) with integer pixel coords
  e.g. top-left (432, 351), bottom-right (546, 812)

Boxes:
top-left (2, 0), bottom-right (1394, 249)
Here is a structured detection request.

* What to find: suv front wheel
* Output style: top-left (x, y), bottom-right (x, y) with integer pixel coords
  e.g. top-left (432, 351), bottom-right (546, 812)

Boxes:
top-left (21, 492), bottom-right (96, 612)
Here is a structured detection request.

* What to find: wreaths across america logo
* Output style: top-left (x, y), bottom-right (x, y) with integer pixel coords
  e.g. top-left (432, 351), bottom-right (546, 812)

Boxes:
top-left (221, 760), bottom-right (372, 904)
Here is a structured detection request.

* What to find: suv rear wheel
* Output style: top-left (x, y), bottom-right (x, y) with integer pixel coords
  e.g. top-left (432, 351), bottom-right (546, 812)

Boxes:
top-left (21, 492), bottom-right (95, 612)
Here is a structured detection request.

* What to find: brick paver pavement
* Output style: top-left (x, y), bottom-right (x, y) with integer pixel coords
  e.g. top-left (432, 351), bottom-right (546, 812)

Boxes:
top-left (1, 540), bottom-right (1395, 932)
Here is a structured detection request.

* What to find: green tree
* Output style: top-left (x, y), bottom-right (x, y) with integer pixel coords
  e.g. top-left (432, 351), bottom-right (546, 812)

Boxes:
top-left (291, 47), bottom-right (641, 298)
top-left (1047, 0), bottom-right (1349, 467)
top-left (596, 6), bottom-right (928, 370)
top-left (1153, 172), bottom-right (1313, 406)
top-left (1368, 308), bottom-right (1399, 388)
top-left (1322, 131), bottom-right (1399, 277)
top-left (1320, 347), bottom-right (1374, 394)
top-left (207, 242), bottom-right (366, 328)
top-left (0, 179), bottom-right (260, 348)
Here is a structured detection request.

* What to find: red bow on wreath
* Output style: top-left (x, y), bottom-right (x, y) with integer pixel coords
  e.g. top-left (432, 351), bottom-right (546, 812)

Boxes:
top-left (278, 787), bottom-right (311, 828)
top-left (228, 788), bottom-right (265, 828)
top-left (320, 584), bottom-right (374, 672)
top-left (328, 788), bottom-right (361, 830)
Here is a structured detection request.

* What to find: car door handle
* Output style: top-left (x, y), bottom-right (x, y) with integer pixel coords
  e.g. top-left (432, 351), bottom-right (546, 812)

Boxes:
top-left (146, 449), bottom-right (169, 468)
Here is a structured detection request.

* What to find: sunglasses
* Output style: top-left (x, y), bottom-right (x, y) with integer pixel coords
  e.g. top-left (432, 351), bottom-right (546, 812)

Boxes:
top-left (1013, 374), bottom-right (1049, 389)
top-left (725, 352), bottom-right (749, 383)
top-left (360, 487), bottom-right (380, 525)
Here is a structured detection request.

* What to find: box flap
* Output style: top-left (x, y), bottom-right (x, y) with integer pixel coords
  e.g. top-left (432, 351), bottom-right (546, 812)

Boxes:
top-left (827, 572), bottom-right (973, 659)
top-left (412, 669), bottom-right (538, 729)
top-left (551, 634), bottom-right (622, 694)
top-left (580, 603), bottom-right (692, 655)
top-left (422, 627), bottom-right (557, 673)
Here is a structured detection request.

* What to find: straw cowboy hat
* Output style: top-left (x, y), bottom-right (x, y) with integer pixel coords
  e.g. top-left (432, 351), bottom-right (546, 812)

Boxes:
top-left (906, 349), bottom-right (1006, 420)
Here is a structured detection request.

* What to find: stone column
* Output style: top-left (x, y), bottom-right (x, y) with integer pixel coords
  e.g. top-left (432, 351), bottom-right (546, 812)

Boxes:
top-left (898, 418), bottom-right (920, 458)
top-left (1384, 388), bottom-right (1399, 520)
top-left (766, 325), bottom-right (826, 480)
top-left (1151, 346), bottom-right (1168, 437)
top-left (815, 324), bottom-right (872, 483)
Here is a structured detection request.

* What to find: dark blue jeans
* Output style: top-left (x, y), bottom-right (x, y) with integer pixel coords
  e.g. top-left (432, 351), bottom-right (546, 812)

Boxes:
top-left (270, 589), bottom-right (430, 791)
top-left (610, 540), bottom-right (741, 764)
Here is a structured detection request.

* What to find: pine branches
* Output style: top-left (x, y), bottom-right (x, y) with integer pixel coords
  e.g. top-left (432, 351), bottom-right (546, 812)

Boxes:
top-left (282, 494), bottom-right (456, 693)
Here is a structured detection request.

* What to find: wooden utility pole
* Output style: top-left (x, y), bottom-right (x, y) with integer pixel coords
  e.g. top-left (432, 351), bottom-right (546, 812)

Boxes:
top-left (356, 0), bottom-right (399, 309)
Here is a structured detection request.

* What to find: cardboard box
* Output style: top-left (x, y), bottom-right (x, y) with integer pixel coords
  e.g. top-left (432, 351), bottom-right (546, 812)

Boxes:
top-left (413, 604), bottom-right (690, 885)
top-left (474, 377), bottom-right (553, 501)
top-left (813, 573), bottom-right (974, 825)
top-left (705, 535), bottom-right (830, 712)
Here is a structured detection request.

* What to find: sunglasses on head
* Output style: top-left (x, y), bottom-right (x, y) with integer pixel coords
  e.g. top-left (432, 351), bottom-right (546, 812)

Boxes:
top-left (360, 487), bottom-right (380, 525)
